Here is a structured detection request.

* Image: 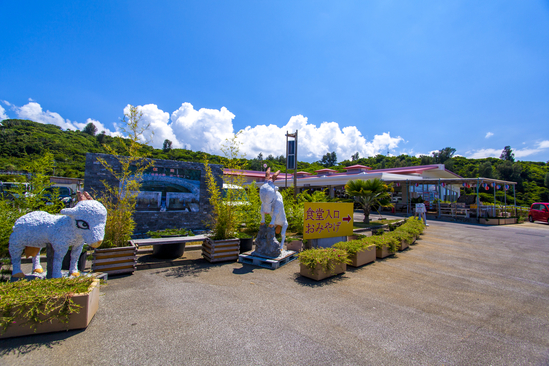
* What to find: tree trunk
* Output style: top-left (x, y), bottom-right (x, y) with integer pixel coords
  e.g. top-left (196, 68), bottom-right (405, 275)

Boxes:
top-left (363, 209), bottom-right (370, 224)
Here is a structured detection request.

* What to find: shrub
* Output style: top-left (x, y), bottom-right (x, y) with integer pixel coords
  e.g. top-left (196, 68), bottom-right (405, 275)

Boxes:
top-left (333, 240), bottom-right (375, 256)
top-left (298, 247), bottom-right (350, 272)
top-left (0, 277), bottom-right (96, 334)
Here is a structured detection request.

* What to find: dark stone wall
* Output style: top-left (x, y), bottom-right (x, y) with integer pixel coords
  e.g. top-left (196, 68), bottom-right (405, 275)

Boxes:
top-left (84, 153), bottom-right (223, 234)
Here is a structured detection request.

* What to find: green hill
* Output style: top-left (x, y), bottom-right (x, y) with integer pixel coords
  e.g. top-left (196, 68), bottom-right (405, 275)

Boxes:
top-left (0, 119), bottom-right (547, 206)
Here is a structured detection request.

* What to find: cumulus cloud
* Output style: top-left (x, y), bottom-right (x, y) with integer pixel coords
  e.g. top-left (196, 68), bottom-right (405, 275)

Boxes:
top-left (3, 100), bottom-right (406, 162)
top-left (7, 100), bottom-right (119, 136)
top-left (236, 115), bottom-right (403, 161)
top-left (127, 104), bottom-right (180, 147)
top-left (485, 132), bottom-right (494, 139)
top-left (0, 104), bottom-right (8, 121)
top-left (171, 103), bottom-right (235, 153)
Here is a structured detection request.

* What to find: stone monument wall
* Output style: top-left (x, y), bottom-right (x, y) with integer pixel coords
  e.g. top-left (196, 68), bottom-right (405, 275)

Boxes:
top-left (84, 153), bottom-right (223, 234)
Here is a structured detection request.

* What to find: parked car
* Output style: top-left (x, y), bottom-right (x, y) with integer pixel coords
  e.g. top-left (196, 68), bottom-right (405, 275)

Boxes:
top-left (528, 202), bottom-right (549, 224)
top-left (0, 182), bottom-right (31, 200)
top-left (42, 186), bottom-right (76, 207)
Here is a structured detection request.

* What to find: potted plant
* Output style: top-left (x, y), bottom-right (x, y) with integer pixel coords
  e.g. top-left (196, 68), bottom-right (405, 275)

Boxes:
top-left (0, 277), bottom-right (100, 339)
top-left (298, 248), bottom-right (350, 281)
top-left (333, 239), bottom-right (376, 267)
top-left (201, 134), bottom-right (246, 262)
top-left (372, 234), bottom-right (400, 259)
top-left (93, 105), bottom-right (153, 275)
top-left (236, 232), bottom-right (254, 253)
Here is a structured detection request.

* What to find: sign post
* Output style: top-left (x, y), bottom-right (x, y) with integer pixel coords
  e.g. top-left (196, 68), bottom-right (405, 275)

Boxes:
top-left (303, 203), bottom-right (354, 246)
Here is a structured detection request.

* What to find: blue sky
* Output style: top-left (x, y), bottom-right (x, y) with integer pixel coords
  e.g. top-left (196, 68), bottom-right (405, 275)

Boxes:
top-left (1, 1), bottom-right (548, 163)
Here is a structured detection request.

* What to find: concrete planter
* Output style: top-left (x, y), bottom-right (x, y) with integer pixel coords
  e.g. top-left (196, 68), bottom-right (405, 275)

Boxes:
top-left (376, 245), bottom-right (396, 259)
top-left (0, 279), bottom-right (100, 339)
top-left (286, 240), bottom-right (303, 252)
top-left (300, 262), bottom-right (346, 281)
top-left (479, 218), bottom-right (517, 225)
top-left (92, 242), bottom-right (137, 276)
top-left (348, 247), bottom-right (376, 267)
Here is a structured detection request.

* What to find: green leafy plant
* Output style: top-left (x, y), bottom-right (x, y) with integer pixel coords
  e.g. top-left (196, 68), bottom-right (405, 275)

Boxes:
top-left (280, 188), bottom-right (304, 235)
top-left (240, 181), bottom-right (262, 236)
top-left (96, 105), bottom-right (154, 248)
top-left (146, 228), bottom-right (194, 238)
top-left (204, 133), bottom-right (247, 240)
top-left (345, 178), bottom-right (393, 224)
top-left (0, 277), bottom-right (96, 334)
top-left (298, 247), bottom-right (350, 272)
top-left (333, 240), bottom-right (375, 256)
top-left (0, 153), bottom-right (64, 259)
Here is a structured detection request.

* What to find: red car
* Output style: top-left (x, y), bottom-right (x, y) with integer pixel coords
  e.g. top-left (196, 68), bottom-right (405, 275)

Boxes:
top-left (528, 202), bottom-right (549, 223)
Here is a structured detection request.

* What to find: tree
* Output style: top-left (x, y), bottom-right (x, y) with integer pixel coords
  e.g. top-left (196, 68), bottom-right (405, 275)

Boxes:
top-left (432, 147), bottom-right (456, 164)
top-left (351, 152), bottom-right (359, 161)
top-left (96, 131), bottom-right (106, 143)
top-left (162, 139), bottom-right (173, 152)
top-left (478, 161), bottom-right (494, 178)
top-left (345, 178), bottom-right (393, 224)
top-left (96, 105), bottom-right (154, 248)
top-left (500, 146), bottom-right (515, 162)
top-left (204, 132), bottom-right (246, 240)
top-left (497, 160), bottom-right (522, 182)
top-left (545, 172), bottom-right (549, 189)
top-left (320, 151), bottom-right (337, 167)
top-left (420, 155), bottom-right (435, 165)
top-left (82, 122), bottom-right (98, 136)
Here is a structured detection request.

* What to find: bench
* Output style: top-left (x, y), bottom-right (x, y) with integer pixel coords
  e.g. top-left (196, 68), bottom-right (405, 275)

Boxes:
top-left (130, 234), bottom-right (208, 248)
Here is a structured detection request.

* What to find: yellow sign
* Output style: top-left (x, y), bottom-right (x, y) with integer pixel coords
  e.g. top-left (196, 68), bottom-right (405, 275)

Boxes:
top-left (303, 202), bottom-right (354, 239)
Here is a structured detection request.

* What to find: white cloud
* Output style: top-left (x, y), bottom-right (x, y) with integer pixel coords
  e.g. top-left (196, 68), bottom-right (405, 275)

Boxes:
top-left (236, 115), bottom-right (404, 162)
top-left (514, 148), bottom-right (541, 158)
top-left (0, 104), bottom-right (8, 121)
top-left (11, 101), bottom-right (119, 136)
top-left (171, 102), bottom-right (236, 153)
top-left (466, 148), bottom-right (501, 159)
top-left (467, 145), bottom-right (548, 159)
top-left (485, 132), bottom-right (494, 139)
top-left (128, 104), bottom-right (180, 148)
top-left (3, 100), bottom-right (407, 163)
top-left (537, 140), bottom-right (549, 149)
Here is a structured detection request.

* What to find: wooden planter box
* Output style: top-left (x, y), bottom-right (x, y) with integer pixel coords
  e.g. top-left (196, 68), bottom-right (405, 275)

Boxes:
top-left (348, 247), bottom-right (376, 267)
top-left (286, 240), bottom-right (303, 252)
top-left (376, 245), bottom-right (396, 259)
top-left (202, 238), bottom-right (240, 263)
top-left (92, 242), bottom-right (137, 276)
top-left (300, 262), bottom-right (346, 281)
top-left (0, 279), bottom-right (100, 339)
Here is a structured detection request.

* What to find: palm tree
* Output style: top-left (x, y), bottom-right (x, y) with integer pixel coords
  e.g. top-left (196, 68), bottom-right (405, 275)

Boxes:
top-left (345, 178), bottom-right (393, 223)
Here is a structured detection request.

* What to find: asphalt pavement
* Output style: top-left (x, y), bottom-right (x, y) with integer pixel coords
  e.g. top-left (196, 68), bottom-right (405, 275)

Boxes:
top-left (2, 217), bottom-right (549, 365)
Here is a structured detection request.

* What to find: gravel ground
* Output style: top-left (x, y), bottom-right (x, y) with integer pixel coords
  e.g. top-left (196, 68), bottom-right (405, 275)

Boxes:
top-left (2, 217), bottom-right (549, 365)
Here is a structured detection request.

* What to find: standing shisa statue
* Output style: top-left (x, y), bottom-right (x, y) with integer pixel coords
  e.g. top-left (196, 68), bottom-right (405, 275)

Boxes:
top-left (9, 191), bottom-right (107, 279)
top-left (253, 168), bottom-right (289, 258)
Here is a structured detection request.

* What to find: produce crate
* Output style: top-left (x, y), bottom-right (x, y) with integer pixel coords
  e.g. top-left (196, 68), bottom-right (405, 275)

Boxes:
top-left (202, 238), bottom-right (240, 263)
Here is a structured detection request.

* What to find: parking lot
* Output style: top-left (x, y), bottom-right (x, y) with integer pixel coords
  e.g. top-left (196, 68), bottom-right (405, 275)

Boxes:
top-left (2, 218), bottom-right (549, 365)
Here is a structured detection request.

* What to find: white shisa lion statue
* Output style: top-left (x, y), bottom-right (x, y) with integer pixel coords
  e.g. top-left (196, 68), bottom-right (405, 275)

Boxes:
top-left (259, 168), bottom-right (288, 252)
top-left (9, 191), bottom-right (107, 279)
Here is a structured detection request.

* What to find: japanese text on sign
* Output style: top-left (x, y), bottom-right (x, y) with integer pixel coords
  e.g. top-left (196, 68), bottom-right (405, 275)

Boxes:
top-left (303, 202), bottom-right (354, 239)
